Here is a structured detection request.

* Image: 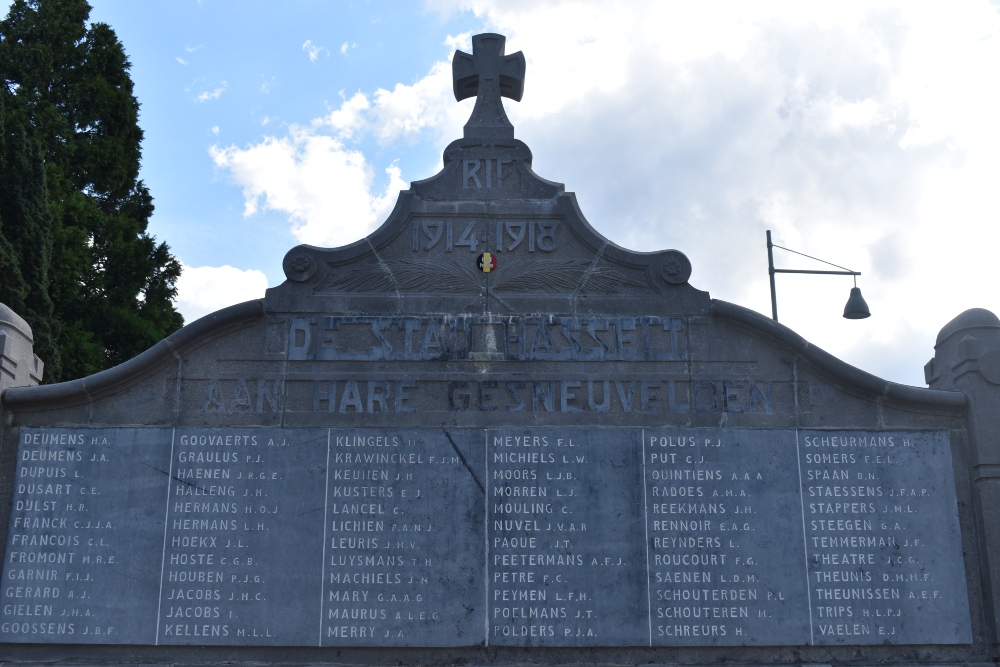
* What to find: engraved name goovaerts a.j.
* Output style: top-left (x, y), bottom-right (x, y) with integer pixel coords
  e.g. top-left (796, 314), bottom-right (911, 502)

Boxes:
top-left (0, 427), bottom-right (967, 647)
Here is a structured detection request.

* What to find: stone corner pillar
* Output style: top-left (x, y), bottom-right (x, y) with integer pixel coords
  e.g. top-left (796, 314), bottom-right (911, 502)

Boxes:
top-left (926, 307), bottom-right (1000, 650)
top-left (0, 302), bottom-right (43, 394)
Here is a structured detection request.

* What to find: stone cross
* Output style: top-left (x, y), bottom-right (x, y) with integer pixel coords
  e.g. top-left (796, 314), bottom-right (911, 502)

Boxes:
top-left (452, 33), bottom-right (525, 141)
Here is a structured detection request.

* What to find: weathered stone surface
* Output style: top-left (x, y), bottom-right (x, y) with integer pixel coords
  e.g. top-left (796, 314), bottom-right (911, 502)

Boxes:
top-left (0, 29), bottom-right (989, 667)
top-left (0, 426), bottom-right (970, 647)
top-left (927, 308), bottom-right (1000, 647)
top-left (0, 302), bottom-right (43, 391)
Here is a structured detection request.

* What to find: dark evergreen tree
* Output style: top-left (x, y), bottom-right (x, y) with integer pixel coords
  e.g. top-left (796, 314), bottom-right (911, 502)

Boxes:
top-left (0, 91), bottom-right (31, 316)
top-left (0, 87), bottom-right (60, 378)
top-left (0, 0), bottom-right (182, 382)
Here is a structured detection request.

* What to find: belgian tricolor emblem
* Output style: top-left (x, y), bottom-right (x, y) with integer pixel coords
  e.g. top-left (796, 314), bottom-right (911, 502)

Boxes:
top-left (477, 252), bottom-right (497, 273)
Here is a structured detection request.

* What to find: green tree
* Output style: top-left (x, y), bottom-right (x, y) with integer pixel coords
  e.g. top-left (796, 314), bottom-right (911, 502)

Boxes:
top-left (0, 0), bottom-right (183, 382)
top-left (0, 87), bottom-right (60, 376)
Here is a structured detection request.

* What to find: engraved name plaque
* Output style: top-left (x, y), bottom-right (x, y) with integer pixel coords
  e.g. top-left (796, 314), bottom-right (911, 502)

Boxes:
top-left (0, 427), bottom-right (971, 647)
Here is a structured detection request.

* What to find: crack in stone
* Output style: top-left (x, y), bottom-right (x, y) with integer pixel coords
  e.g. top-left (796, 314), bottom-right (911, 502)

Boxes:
top-left (444, 430), bottom-right (484, 495)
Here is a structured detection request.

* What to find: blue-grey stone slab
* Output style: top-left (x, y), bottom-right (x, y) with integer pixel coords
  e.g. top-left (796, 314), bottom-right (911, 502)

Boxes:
top-left (1, 427), bottom-right (171, 644)
top-left (320, 429), bottom-right (485, 647)
top-left (158, 428), bottom-right (327, 646)
top-left (644, 429), bottom-right (810, 646)
top-left (486, 429), bottom-right (647, 646)
top-left (0, 426), bottom-right (972, 648)
top-left (799, 430), bottom-right (971, 644)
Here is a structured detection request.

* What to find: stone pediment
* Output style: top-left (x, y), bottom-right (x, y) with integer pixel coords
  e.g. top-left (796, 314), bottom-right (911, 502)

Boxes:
top-left (0, 30), bottom-right (988, 667)
top-left (2, 34), bottom-right (959, 416)
top-left (269, 185), bottom-right (701, 316)
top-left (270, 36), bottom-right (698, 317)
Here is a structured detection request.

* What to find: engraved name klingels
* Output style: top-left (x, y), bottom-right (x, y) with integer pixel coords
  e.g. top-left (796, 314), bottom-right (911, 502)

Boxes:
top-left (0, 428), bottom-right (968, 647)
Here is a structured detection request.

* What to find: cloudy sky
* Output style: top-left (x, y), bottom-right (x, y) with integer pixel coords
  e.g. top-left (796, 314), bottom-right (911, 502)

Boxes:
top-left (29, 0), bottom-right (1000, 387)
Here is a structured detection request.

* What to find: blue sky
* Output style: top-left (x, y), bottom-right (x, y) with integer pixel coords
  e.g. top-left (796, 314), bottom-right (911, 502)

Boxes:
top-left (7, 1), bottom-right (1000, 387)
top-left (84, 0), bottom-right (481, 279)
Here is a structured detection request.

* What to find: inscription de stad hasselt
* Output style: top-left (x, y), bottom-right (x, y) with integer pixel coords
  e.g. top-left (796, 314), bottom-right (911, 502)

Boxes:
top-left (288, 316), bottom-right (688, 362)
top-left (194, 314), bottom-right (776, 416)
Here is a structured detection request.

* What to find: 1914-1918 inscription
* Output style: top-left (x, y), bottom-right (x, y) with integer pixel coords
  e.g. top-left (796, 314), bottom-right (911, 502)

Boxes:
top-left (0, 427), bottom-right (970, 647)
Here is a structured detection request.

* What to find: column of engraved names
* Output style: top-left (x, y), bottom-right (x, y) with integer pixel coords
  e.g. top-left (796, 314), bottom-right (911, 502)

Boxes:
top-left (800, 430), bottom-right (972, 644)
top-left (487, 429), bottom-right (646, 646)
top-left (0, 427), bottom-right (168, 644)
top-left (320, 430), bottom-right (484, 647)
top-left (644, 429), bottom-right (809, 646)
top-left (158, 429), bottom-right (324, 645)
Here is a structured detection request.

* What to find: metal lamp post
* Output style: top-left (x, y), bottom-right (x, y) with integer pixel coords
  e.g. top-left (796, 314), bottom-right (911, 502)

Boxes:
top-left (766, 230), bottom-right (871, 322)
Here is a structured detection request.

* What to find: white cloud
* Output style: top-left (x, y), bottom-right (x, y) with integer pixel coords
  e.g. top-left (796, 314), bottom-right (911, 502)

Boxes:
top-left (207, 1), bottom-right (1000, 386)
top-left (175, 57), bottom-right (187, 66)
top-left (302, 39), bottom-right (328, 62)
top-left (444, 32), bottom-right (472, 51)
top-left (209, 132), bottom-right (406, 247)
top-left (320, 91), bottom-right (370, 139)
top-left (209, 55), bottom-right (463, 249)
top-left (184, 44), bottom-right (205, 53)
top-left (195, 83), bottom-right (227, 103)
top-left (174, 263), bottom-right (269, 324)
top-left (405, 0), bottom-right (1000, 387)
top-left (210, 125), bottom-right (219, 135)
top-left (368, 61), bottom-right (461, 144)
top-left (313, 60), bottom-right (463, 145)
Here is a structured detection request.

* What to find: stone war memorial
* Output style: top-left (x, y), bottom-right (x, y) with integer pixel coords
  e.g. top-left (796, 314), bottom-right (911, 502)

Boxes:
top-left (1, 31), bottom-right (1000, 667)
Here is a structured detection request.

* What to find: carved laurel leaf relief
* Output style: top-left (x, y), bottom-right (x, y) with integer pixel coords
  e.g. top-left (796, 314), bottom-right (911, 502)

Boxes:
top-left (316, 260), bottom-right (482, 294)
top-left (493, 261), bottom-right (646, 294)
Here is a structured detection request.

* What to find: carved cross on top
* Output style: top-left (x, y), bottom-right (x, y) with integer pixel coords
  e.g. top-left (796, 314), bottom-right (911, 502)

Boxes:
top-left (453, 33), bottom-right (525, 141)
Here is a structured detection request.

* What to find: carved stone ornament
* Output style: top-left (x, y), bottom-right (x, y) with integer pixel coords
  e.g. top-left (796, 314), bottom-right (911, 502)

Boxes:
top-left (493, 260), bottom-right (646, 294)
top-left (979, 349), bottom-right (1000, 385)
top-left (657, 250), bottom-right (692, 284)
top-left (283, 253), bottom-right (317, 282)
top-left (0, 29), bottom-right (987, 663)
